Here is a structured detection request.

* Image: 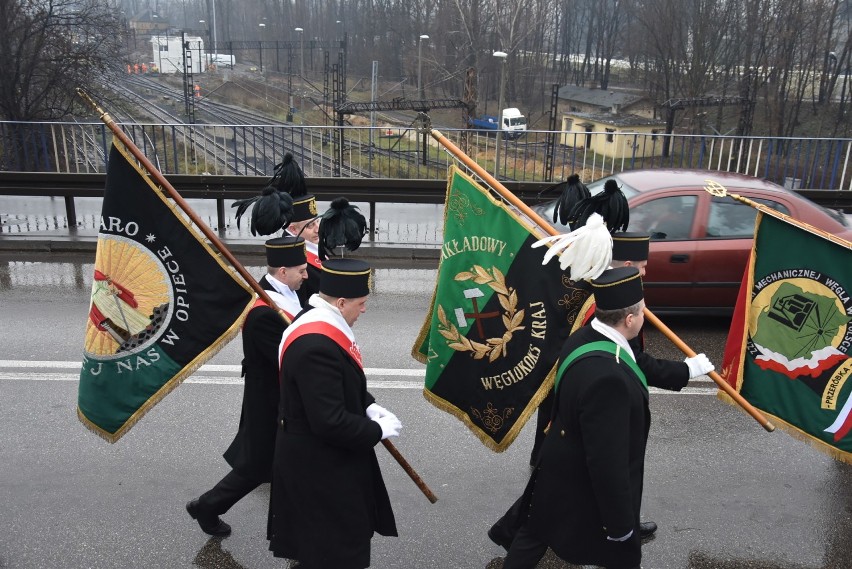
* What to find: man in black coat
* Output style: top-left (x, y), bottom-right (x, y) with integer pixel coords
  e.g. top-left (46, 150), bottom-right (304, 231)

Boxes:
top-left (186, 236), bottom-right (308, 537)
top-left (606, 232), bottom-right (714, 537)
top-left (268, 258), bottom-right (400, 569)
top-left (501, 267), bottom-right (651, 569)
top-left (522, 232), bottom-right (712, 539)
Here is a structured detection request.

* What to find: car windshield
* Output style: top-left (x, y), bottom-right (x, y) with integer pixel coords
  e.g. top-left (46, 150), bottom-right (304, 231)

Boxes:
top-left (586, 177), bottom-right (639, 199)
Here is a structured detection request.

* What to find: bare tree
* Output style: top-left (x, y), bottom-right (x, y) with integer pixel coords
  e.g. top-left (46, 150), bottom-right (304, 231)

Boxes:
top-left (0, 0), bottom-right (124, 121)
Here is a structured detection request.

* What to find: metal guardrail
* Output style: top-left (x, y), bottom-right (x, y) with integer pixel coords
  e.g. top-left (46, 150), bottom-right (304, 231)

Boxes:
top-left (5, 121), bottom-right (852, 191)
top-left (0, 172), bottom-right (550, 236)
top-left (3, 121), bottom-right (852, 235)
top-left (1, 173), bottom-right (850, 240)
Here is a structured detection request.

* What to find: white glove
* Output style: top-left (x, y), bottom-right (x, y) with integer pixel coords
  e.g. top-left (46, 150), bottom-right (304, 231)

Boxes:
top-left (366, 403), bottom-right (392, 421)
top-left (685, 353), bottom-right (714, 378)
top-left (374, 415), bottom-right (402, 440)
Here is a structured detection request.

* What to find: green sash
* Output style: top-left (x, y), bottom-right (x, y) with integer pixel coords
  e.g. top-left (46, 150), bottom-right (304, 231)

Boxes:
top-left (554, 340), bottom-right (648, 393)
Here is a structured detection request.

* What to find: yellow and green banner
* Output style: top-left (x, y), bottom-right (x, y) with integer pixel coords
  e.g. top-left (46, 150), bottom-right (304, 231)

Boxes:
top-left (722, 212), bottom-right (852, 462)
top-left (78, 143), bottom-right (253, 442)
top-left (413, 167), bottom-right (592, 451)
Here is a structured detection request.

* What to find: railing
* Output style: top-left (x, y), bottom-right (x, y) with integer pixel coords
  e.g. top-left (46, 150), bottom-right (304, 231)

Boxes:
top-left (3, 121), bottom-right (852, 191)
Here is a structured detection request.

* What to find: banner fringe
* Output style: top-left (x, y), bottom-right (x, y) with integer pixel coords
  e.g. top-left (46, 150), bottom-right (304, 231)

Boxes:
top-left (717, 390), bottom-right (852, 465)
top-left (421, 372), bottom-right (555, 453)
top-left (77, 297), bottom-right (251, 443)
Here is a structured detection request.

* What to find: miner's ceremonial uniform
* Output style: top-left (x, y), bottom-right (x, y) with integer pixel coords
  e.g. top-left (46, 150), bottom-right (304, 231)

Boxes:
top-left (187, 237), bottom-right (307, 537)
top-left (268, 258), bottom-right (399, 569)
top-left (501, 268), bottom-right (648, 569)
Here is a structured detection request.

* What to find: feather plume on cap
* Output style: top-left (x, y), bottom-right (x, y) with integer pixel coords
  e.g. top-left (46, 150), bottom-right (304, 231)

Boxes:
top-left (532, 179), bottom-right (629, 281)
top-left (231, 185), bottom-right (294, 236)
top-left (318, 197), bottom-right (367, 258)
top-left (271, 152), bottom-right (307, 197)
top-left (567, 179), bottom-right (629, 233)
top-left (231, 153), bottom-right (306, 236)
top-left (532, 213), bottom-right (613, 281)
top-left (550, 174), bottom-right (591, 226)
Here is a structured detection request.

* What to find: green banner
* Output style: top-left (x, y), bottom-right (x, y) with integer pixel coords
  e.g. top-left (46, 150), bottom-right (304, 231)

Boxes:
top-left (413, 167), bottom-right (592, 451)
top-left (78, 143), bottom-right (253, 442)
top-left (722, 212), bottom-right (852, 463)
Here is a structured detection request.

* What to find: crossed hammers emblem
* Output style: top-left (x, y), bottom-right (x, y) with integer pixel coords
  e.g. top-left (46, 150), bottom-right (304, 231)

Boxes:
top-left (454, 288), bottom-right (500, 340)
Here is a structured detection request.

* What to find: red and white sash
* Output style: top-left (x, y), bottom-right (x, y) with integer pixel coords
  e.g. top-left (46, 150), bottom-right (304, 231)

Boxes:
top-left (278, 305), bottom-right (363, 369)
top-left (305, 241), bottom-right (323, 270)
top-left (243, 297), bottom-right (294, 330)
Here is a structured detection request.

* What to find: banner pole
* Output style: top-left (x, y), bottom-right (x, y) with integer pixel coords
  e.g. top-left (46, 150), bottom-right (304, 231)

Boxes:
top-left (429, 127), bottom-right (775, 432)
top-left (76, 88), bottom-right (277, 310)
top-left (78, 89), bottom-right (439, 502)
top-left (717, 183), bottom-right (852, 250)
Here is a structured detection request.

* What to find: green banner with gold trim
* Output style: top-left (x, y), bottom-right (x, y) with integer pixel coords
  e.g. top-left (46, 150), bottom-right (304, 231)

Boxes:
top-left (721, 212), bottom-right (852, 463)
top-left (412, 167), bottom-right (592, 451)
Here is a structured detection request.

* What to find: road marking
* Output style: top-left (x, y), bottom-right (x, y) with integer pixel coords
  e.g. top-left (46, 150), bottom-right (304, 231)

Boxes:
top-left (0, 372), bottom-right (425, 388)
top-left (0, 361), bottom-right (720, 393)
top-left (0, 360), bottom-right (426, 376)
top-left (0, 360), bottom-right (425, 388)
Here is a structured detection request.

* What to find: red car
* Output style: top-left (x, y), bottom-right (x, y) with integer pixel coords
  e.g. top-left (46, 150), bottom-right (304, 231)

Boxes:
top-left (533, 169), bottom-right (852, 313)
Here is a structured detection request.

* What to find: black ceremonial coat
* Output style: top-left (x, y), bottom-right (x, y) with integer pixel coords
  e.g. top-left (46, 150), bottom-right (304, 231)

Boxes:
top-left (222, 275), bottom-right (290, 481)
top-left (531, 309), bottom-right (687, 465)
top-left (268, 309), bottom-right (397, 569)
top-left (636, 347), bottom-right (689, 391)
top-left (613, 317), bottom-right (690, 392)
top-left (526, 326), bottom-right (649, 569)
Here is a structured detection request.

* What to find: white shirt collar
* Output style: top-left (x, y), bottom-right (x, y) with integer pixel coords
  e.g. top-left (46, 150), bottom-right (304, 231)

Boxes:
top-left (285, 228), bottom-right (319, 256)
top-left (590, 317), bottom-right (635, 363)
top-left (307, 294), bottom-right (354, 339)
top-left (265, 274), bottom-right (302, 315)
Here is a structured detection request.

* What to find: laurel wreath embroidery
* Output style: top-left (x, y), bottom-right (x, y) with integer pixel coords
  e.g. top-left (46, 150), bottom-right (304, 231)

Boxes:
top-left (436, 265), bottom-right (525, 362)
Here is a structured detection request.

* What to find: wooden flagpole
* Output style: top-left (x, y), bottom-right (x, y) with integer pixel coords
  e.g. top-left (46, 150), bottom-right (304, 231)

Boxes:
top-left (77, 89), bottom-right (438, 502)
top-left (706, 180), bottom-right (852, 249)
top-left (429, 127), bottom-right (776, 432)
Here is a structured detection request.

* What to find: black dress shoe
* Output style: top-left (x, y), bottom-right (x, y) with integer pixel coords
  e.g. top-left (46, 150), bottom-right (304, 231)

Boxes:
top-left (487, 525), bottom-right (514, 551)
top-left (639, 520), bottom-right (657, 539)
top-left (186, 499), bottom-right (232, 537)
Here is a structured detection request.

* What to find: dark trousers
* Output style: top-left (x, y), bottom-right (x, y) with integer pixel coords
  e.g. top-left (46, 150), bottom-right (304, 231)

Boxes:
top-left (197, 469), bottom-right (262, 517)
top-left (501, 525), bottom-right (547, 569)
top-left (502, 524), bottom-right (640, 569)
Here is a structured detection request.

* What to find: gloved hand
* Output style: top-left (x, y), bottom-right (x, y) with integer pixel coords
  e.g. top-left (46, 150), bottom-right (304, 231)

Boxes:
top-left (374, 415), bottom-right (402, 440)
top-left (685, 353), bottom-right (715, 378)
top-left (366, 403), bottom-right (392, 421)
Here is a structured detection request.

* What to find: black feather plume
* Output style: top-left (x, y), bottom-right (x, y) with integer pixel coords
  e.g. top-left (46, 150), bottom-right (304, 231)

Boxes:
top-left (270, 153), bottom-right (307, 198)
top-left (568, 178), bottom-right (629, 233)
top-left (231, 185), bottom-right (294, 236)
top-left (318, 197), bottom-right (367, 258)
top-left (551, 174), bottom-right (591, 225)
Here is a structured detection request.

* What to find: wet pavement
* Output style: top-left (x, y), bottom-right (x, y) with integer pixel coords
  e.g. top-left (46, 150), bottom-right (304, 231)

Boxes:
top-left (1, 252), bottom-right (852, 569)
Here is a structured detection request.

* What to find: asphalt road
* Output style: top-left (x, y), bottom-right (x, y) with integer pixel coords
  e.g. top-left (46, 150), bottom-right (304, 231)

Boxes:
top-left (1, 252), bottom-right (851, 569)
